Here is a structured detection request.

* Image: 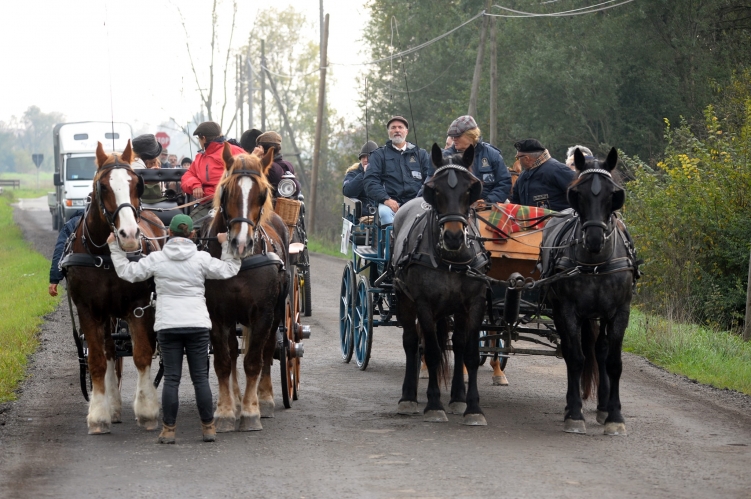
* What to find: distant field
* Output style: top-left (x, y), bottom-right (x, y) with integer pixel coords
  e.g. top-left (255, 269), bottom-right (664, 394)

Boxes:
top-left (0, 171), bottom-right (54, 191)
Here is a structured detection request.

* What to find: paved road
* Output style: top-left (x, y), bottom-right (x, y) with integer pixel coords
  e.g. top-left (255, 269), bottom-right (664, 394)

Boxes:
top-left (1, 197), bottom-right (750, 498)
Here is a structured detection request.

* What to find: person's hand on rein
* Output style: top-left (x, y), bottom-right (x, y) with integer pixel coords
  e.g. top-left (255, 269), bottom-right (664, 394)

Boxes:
top-left (217, 233), bottom-right (228, 244)
top-left (107, 233), bottom-right (116, 244)
top-left (192, 187), bottom-right (204, 199)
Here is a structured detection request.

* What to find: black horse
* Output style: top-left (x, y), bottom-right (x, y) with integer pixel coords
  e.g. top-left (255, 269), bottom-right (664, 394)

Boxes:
top-left (541, 147), bottom-right (638, 435)
top-left (392, 143), bottom-right (490, 425)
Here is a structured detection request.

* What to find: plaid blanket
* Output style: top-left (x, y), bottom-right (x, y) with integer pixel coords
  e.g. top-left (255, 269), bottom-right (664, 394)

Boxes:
top-left (484, 203), bottom-right (556, 238)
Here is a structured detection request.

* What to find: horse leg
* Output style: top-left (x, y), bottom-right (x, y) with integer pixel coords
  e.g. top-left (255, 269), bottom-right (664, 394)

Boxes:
top-left (418, 308), bottom-right (447, 423)
top-left (458, 310), bottom-right (487, 426)
top-left (103, 320), bottom-right (121, 423)
top-left (594, 320), bottom-right (611, 425)
top-left (239, 315), bottom-right (274, 431)
top-left (448, 321), bottom-right (467, 415)
top-left (489, 339), bottom-right (509, 386)
top-left (229, 330), bottom-right (242, 418)
top-left (603, 309), bottom-right (629, 436)
top-left (128, 312), bottom-right (159, 430)
top-left (258, 328), bottom-right (277, 418)
top-left (80, 314), bottom-right (111, 434)
top-left (212, 324), bottom-right (237, 432)
top-left (555, 310), bottom-right (587, 434)
top-left (397, 296), bottom-right (420, 415)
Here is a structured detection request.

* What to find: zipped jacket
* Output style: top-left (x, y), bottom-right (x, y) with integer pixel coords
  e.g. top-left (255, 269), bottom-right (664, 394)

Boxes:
top-left (364, 141), bottom-right (431, 206)
top-left (442, 142), bottom-right (512, 203)
top-left (181, 139), bottom-right (246, 200)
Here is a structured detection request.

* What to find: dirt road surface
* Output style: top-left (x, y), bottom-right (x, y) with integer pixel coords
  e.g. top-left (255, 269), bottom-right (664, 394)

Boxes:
top-left (1, 197), bottom-right (750, 498)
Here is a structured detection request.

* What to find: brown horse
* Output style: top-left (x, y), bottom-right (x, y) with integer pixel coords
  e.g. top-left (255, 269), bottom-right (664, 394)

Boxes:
top-left (64, 141), bottom-right (166, 434)
top-left (202, 143), bottom-right (289, 432)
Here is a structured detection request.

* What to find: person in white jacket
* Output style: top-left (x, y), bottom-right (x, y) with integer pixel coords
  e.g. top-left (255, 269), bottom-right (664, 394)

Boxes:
top-left (107, 214), bottom-right (240, 444)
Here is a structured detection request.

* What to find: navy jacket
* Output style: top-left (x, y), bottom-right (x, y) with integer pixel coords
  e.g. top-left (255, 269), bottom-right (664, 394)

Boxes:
top-left (342, 163), bottom-right (376, 214)
top-left (50, 213), bottom-right (82, 284)
top-left (364, 141), bottom-right (432, 206)
top-left (510, 157), bottom-right (575, 211)
top-left (442, 142), bottom-right (512, 203)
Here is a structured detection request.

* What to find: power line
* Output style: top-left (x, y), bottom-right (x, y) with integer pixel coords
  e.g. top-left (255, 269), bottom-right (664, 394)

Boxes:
top-left (488, 0), bottom-right (635, 18)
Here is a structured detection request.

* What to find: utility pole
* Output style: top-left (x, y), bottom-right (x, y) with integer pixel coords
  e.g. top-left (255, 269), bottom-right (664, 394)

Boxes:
top-left (247, 35), bottom-right (253, 130)
top-left (261, 39), bottom-right (266, 131)
top-left (239, 54), bottom-right (244, 135)
top-left (489, 16), bottom-right (498, 145)
top-left (310, 13), bottom-right (329, 234)
top-left (235, 54), bottom-right (239, 138)
top-left (468, 0), bottom-right (492, 117)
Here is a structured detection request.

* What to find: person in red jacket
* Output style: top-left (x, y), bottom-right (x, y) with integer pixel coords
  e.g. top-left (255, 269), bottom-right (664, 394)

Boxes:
top-left (181, 121), bottom-right (245, 225)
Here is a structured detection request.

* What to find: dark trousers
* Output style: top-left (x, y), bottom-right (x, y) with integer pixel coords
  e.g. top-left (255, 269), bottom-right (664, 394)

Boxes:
top-left (157, 328), bottom-right (213, 425)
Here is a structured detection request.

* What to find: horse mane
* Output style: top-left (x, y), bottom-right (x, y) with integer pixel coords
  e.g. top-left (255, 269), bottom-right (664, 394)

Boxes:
top-left (212, 152), bottom-right (274, 227)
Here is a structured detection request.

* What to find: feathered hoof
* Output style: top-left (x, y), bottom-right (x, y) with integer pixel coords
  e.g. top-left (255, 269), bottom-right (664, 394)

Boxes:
top-left (463, 413), bottom-right (487, 426)
top-left (87, 421), bottom-right (111, 435)
top-left (423, 410), bottom-right (448, 423)
top-left (604, 422), bottom-right (627, 436)
top-left (492, 374), bottom-right (509, 386)
top-left (239, 414), bottom-right (263, 431)
top-left (215, 416), bottom-right (237, 433)
top-left (596, 410), bottom-right (609, 425)
top-left (137, 417), bottom-right (159, 431)
top-left (448, 402), bottom-right (467, 415)
top-left (397, 401), bottom-right (420, 415)
top-left (259, 400), bottom-right (275, 418)
top-left (563, 419), bottom-right (587, 434)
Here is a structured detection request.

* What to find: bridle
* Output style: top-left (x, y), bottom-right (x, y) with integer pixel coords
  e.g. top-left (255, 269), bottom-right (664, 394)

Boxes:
top-left (95, 156), bottom-right (144, 230)
top-left (574, 167), bottom-right (619, 253)
top-left (219, 167), bottom-right (264, 231)
top-left (431, 164), bottom-right (475, 251)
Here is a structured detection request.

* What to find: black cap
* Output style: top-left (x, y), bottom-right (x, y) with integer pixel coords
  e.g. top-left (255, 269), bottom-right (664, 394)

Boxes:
top-left (359, 140), bottom-right (378, 159)
top-left (240, 129), bottom-right (263, 153)
top-left (386, 116), bottom-right (409, 129)
top-left (193, 121), bottom-right (222, 137)
top-left (513, 139), bottom-right (546, 153)
top-left (132, 134), bottom-right (162, 160)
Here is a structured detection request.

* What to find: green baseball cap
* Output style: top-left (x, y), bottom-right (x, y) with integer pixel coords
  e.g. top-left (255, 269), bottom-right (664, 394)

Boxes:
top-left (169, 214), bottom-right (194, 233)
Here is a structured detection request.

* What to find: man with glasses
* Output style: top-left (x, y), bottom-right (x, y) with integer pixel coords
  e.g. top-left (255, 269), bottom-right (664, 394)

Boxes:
top-left (364, 116), bottom-right (431, 224)
top-left (509, 139), bottom-right (574, 212)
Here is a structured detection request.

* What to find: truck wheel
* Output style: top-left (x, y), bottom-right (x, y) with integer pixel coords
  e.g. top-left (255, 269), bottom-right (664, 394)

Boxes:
top-left (52, 212), bottom-right (59, 231)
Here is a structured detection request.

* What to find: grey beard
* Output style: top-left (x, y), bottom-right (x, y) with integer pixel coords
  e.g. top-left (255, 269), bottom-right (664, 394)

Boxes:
top-left (391, 136), bottom-right (405, 146)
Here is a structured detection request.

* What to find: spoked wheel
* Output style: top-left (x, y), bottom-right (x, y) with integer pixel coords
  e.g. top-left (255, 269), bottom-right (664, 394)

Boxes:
top-left (353, 275), bottom-right (374, 370)
top-left (479, 332), bottom-right (508, 370)
top-left (339, 262), bottom-right (356, 363)
top-left (281, 268), bottom-right (302, 408)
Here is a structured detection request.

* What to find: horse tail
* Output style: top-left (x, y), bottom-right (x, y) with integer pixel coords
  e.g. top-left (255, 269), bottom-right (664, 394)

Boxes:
top-left (581, 319), bottom-right (599, 400)
top-left (436, 317), bottom-right (451, 386)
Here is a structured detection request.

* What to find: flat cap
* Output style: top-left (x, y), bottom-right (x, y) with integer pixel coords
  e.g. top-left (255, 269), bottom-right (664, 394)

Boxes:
top-left (446, 115), bottom-right (478, 138)
top-left (514, 138), bottom-right (546, 153)
top-left (386, 116), bottom-right (409, 129)
top-left (257, 131), bottom-right (282, 146)
top-left (131, 134), bottom-right (162, 160)
top-left (193, 121), bottom-right (222, 137)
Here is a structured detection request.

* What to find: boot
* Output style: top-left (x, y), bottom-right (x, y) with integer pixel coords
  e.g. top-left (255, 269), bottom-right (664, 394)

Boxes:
top-left (201, 420), bottom-right (216, 442)
top-left (158, 423), bottom-right (176, 444)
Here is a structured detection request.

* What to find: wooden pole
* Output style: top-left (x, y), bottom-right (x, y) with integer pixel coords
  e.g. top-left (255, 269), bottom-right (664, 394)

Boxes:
top-left (261, 39), bottom-right (266, 131)
top-left (744, 248), bottom-right (751, 341)
top-left (310, 13), bottom-right (329, 234)
top-left (489, 16), bottom-right (498, 146)
top-left (239, 55), bottom-right (244, 135)
top-left (468, 1), bottom-right (491, 117)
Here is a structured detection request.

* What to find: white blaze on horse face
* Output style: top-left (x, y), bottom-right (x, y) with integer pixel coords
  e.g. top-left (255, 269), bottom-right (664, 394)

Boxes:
top-left (109, 169), bottom-right (140, 248)
top-left (236, 176), bottom-right (254, 254)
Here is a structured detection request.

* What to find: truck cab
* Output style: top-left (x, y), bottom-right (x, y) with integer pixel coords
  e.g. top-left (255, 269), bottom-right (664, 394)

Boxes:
top-left (50, 122), bottom-right (133, 230)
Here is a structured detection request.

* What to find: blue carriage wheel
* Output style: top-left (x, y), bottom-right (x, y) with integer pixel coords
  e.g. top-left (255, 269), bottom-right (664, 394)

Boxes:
top-left (339, 262), bottom-right (355, 363)
top-left (353, 274), bottom-right (374, 370)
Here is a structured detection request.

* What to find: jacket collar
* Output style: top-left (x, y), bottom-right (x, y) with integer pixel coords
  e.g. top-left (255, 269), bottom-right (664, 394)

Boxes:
top-left (386, 140), bottom-right (415, 152)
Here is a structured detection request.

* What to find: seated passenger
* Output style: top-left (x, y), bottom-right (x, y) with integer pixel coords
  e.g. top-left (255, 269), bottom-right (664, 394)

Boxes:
top-left (510, 139), bottom-right (575, 212)
top-left (342, 140), bottom-right (378, 217)
top-left (255, 131), bottom-right (301, 199)
top-left (363, 116), bottom-right (431, 225)
top-left (132, 134), bottom-right (167, 202)
top-left (565, 144), bottom-right (593, 170)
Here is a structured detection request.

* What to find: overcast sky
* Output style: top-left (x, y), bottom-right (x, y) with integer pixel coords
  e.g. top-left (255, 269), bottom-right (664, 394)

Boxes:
top-left (1, 0), bottom-right (369, 142)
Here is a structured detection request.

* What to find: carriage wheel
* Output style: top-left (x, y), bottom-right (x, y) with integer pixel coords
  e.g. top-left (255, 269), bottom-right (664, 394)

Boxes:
top-left (339, 262), bottom-right (356, 363)
top-left (478, 331), bottom-right (508, 370)
top-left (353, 275), bottom-right (374, 370)
top-left (301, 267), bottom-right (312, 317)
top-left (289, 267), bottom-right (302, 400)
top-left (281, 270), bottom-right (301, 407)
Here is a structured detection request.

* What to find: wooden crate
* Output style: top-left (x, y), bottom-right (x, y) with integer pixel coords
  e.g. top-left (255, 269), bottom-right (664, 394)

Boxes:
top-left (478, 219), bottom-right (542, 282)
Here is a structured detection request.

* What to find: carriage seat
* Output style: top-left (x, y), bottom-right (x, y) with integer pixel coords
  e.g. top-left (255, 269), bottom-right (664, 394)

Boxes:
top-left (137, 168), bottom-right (189, 226)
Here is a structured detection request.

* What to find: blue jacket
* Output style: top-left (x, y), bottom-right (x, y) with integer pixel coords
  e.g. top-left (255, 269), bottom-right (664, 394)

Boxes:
top-left (50, 213), bottom-right (82, 284)
top-left (342, 163), bottom-right (376, 214)
top-left (442, 142), bottom-right (512, 203)
top-left (510, 157), bottom-right (575, 211)
top-left (364, 141), bottom-right (432, 206)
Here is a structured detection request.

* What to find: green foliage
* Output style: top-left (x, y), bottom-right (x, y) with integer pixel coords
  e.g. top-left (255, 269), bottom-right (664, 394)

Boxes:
top-left (0, 106), bottom-right (64, 174)
top-left (626, 70), bottom-right (751, 329)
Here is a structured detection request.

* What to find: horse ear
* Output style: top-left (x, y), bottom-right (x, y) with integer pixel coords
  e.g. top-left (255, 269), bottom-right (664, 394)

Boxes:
top-left (568, 188), bottom-right (580, 213)
top-left (431, 143), bottom-right (443, 168)
top-left (222, 142), bottom-right (234, 171)
top-left (95, 142), bottom-right (108, 168)
top-left (462, 145), bottom-right (475, 168)
top-left (573, 148), bottom-right (586, 172)
top-left (469, 178), bottom-right (482, 205)
top-left (261, 147), bottom-right (275, 176)
top-left (612, 189), bottom-right (625, 211)
top-left (121, 140), bottom-right (133, 163)
top-left (605, 147), bottom-right (618, 172)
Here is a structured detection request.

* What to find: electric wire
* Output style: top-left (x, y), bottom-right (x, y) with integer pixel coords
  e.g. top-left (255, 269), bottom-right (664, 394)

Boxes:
top-left (488, 0), bottom-right (635, 18)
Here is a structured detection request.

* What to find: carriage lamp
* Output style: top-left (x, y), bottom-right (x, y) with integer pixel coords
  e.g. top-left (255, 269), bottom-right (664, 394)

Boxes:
top-left (277, 173), bottom-right (297, 198)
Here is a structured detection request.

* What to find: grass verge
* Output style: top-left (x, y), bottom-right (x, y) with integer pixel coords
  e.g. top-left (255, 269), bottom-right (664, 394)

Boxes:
top-left (624, 308), bottom-right (751, 395)
top-left (308, 235), bottom-right (348, 260)
top-left (0, 192), bottom-right (60, 402)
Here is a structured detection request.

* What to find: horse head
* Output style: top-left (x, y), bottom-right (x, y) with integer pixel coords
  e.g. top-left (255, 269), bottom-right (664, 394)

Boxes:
top-left (423, 143), bottom-right (482, 253)
top-left (214, 142), bottom-right (274, 258)
top-left (94, 140), bottom-right (144, 251)
top-left (568, 147), bottom-right (624, 254)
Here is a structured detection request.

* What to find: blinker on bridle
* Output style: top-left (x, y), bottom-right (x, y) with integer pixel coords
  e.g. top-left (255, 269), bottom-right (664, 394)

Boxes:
top-left (97, 155), bottom-right (142, 229)
top-left (576, 167), bottom-right (618, 244)
top-left (222, 168), bottom-right (264, 229)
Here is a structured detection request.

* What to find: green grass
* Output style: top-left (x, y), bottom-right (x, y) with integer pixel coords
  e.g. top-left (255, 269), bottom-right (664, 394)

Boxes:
top-left (624, 309), bottom-right (751, 395)
top-left (308, 235), bottom-right (349, 260)
top-left (0, 192), bottom-right (60, 402)
top-left (0, 171), bottom-right (54, 191)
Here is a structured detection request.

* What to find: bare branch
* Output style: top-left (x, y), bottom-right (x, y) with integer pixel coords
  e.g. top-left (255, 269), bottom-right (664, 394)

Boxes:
top-left (207, 0), bottom-right (218, 121)
top-left (220, 0), bottom-right (238, 130)
top-left (175, 3), bottom-right (209, 111)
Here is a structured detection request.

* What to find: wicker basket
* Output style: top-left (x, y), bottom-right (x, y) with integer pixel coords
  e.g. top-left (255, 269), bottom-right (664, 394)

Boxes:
top-left (275, 197), bottom-right (301, 229)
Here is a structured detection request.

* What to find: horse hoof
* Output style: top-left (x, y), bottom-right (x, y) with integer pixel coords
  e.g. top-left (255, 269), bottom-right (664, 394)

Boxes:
top-left (111, 413), bottom-right (122, 424)
top-left (448, 402), bottom-right (466, 415)
top-left (397, 401), bottom-right (420, 415)
top-left (596, 410), bottom-right (609, 425)
top-left (137, 417), bottom-right (159, 431)
top-left (423, 410), bottom-right (448, 423)
top-left (215, 417), bottom-right (237, 433)
top-left (259, 400), bottom-right (275, 418)
top-left (563, 419), bottom-right (586, 434)
top-left (239, 414), bottom-right (263, 431)
top-left (419, 370), bottom-right (428, 379)
top-left (462, 414), bottom-right (487, 426)
top-left (492, 374), bottom-right (509, 386)
top-left (87, 421), bottom-right (111, 435)
top-left (604, 422), bottom-right (627, 436)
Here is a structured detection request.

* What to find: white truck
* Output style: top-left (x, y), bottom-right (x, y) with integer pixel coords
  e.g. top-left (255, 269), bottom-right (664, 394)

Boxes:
top-left (49, 122), bottom-right (133, 230)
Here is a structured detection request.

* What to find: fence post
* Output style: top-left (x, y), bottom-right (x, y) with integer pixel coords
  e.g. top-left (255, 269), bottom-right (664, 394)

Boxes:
top-left (745, 248), bottom-right (751, 341)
